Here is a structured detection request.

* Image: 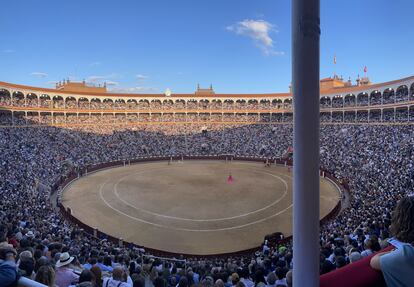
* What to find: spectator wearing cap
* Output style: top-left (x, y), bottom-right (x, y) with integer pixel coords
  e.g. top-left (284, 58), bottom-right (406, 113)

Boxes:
top-left (55, 252), bottom-right (79, 287)
top-left (25, 231), bottom-right (35, 239)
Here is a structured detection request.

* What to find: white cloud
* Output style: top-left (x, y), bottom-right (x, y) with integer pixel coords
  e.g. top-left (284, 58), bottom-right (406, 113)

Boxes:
top-left (87, 75), bottom-right (106, 83)
top-left (226, 19), bottom-right (284, 56)
top-left (86, 73), bottom-right (118, 84)
top-left (109, 86), bottom-right (158, 93)
top-left (31, 72), bottom-right (48, 78)
top-left (89, 61), bottom-right (102, 67)
top-left (2, 49), bottom-right (15, 53)
top-left (105, 81), bottom-right (119, 86)
top-left (136, 74), bottom-right (149, 81)
top-left (46, 81), bottom-right (58, 86)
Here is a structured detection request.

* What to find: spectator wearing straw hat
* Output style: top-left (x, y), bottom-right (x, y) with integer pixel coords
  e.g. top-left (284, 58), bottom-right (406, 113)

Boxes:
top-left (55, 252), bottom-right (79, 287)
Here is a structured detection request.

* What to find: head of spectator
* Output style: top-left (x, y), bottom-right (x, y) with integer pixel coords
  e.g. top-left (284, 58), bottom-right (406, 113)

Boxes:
top-left (202, 276), bottom-right (214, 287)
top-left (18, 256), bottom-right (35, 278)
top-left (0, 247), bottom-right (18, 286)
top-left (390, 195), bottom-right (414, 244)
top-left (35, 265), bottom-right (56, 287)
top-left (90, 265), bottom-right (102, 287)
top-left (370, 195), bottom-right (414, 287)
top-left (335, 256), bottom-right (347, 269)
top-left (0, 247), bottom-right (17, 261)
top-left (56, 252), bottom-right (75, 268)
top-left (349, 251), bottom-right (362, 263)
top-left (231, 272), bottom-right (240, 285)
top-left (34, 256), bottom-right (50, 273)
top-left (78, 269), bottom-right (96, 287)
top-left (112, 266), bottom-right (126, 282)
top-left (103, 256), bottom-right (112, 267)
top-left (178, 276), bottom-right (188, 287)
top-left (285, 270), bottom-right (292, 287)
top-left (253, 268), bottom-right (266, 287)
top-left (320, 260), bottom-right (335, 275)
top-left (214, 279), bottom-right (225, 287)
top-left (131, 273), bottom-right (145, 287)
top-left (266, 272), bottom-right (277, 286)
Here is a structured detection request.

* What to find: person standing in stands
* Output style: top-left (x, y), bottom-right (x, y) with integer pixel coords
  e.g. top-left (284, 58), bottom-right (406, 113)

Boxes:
top-left (370, 195), bottom-right (414, 287)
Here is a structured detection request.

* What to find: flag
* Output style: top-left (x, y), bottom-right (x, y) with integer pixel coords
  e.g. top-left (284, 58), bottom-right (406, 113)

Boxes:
top-left (334, 55), bottom-right (337, 65)
top-left (364, 66), bottom-right (367, 73)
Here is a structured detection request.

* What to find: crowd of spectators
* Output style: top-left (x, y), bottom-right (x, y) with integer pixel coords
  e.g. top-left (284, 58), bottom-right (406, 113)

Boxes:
top-left (2, 86), bottom-right (414, 112)
top-left (1, 121), bottom-right (414, 287)
top-left (2, 109), bottom-right (414, 127)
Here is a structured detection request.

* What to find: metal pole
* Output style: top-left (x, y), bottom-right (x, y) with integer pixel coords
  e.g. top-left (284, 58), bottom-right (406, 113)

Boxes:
top-left (18, 277), bottom-right (47, 287)
top-left (292, 0), bottom-right (320, 286)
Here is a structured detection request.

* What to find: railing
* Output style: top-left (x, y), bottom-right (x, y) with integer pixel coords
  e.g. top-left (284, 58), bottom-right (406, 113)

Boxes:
top-left (18, 277), bottom-right (47, 287)
top-left (1, 99), bottom-right (414, 114)
top-left (142, 254), bottom-right (187, 270)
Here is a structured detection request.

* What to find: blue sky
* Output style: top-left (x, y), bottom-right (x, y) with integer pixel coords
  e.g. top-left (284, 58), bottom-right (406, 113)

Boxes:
top-left (0, 0), bottom-right (412, 94)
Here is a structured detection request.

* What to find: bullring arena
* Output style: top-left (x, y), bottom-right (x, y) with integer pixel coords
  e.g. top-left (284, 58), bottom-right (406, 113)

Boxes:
top-left (1, 74), bottom-right (414, 286)
top-left (61, 159), bottom-right (340, 255)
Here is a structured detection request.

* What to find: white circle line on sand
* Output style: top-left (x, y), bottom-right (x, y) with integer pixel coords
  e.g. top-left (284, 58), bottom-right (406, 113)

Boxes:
top-left (100, 179), bottom-right (293, 232)
top-left (112, 167), bottom-right (289, 222)
top-left (97, 170), bottom-right (293, 232)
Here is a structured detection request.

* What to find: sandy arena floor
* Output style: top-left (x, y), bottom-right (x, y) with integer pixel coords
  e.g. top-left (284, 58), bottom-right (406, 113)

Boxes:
top-left (62, 160), bottom-right (340, 255)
